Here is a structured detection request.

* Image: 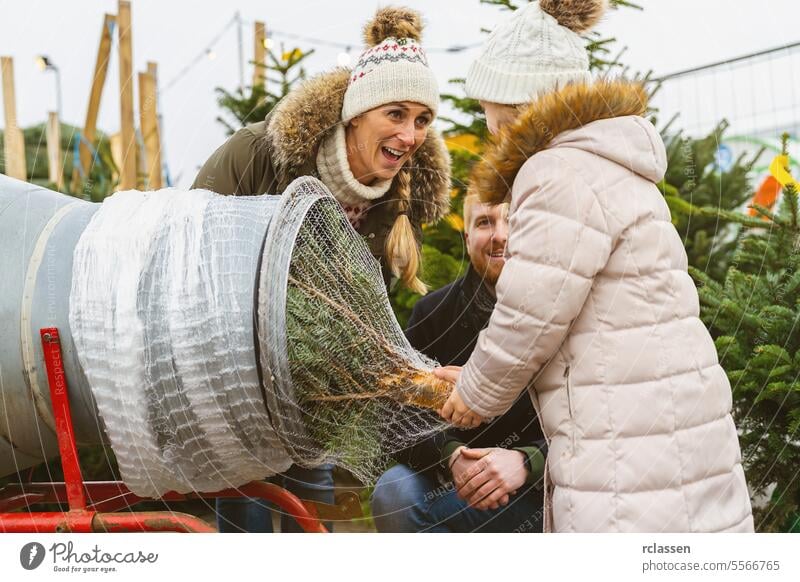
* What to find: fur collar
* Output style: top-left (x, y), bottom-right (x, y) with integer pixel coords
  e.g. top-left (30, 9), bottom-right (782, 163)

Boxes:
top-left (265, 68), bottom-right (451, 223)
top-left (474, 80), bottom-right (649, 204)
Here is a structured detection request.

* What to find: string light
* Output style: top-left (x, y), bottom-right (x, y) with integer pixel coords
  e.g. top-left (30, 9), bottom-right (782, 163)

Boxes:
top-left (162, 12), bottom-right (481, 94)
top-left (239, 17), bottom-right (481, 53)
top-left (337, 51), bottom-right (351, 67)
top-left (161, 14), bottom-right (238, 93)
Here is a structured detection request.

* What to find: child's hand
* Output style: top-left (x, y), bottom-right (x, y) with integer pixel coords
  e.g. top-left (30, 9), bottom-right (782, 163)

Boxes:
top-left (434, 366), bottom-right (483, 427)
top-left (433, 365), bottom-right (462, 384)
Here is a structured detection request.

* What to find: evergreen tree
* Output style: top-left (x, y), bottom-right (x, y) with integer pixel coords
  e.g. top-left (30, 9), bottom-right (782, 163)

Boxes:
top-left (660, 120), bottom-right (764, 281)
top-left (215, 45), bottom-right (314, 135)
top-left (0, 122), bottom-right (117, 200)
top-left (692, 135), bottom-right (800, 532)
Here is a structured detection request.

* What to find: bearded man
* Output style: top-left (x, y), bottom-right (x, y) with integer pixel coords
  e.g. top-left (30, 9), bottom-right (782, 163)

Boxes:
top-left (370, 192), bottom-right (546, 532)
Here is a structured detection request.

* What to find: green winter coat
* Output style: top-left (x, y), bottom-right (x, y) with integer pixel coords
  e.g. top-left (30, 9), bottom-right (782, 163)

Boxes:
top-left (192, 68), bottom-right (452, 279)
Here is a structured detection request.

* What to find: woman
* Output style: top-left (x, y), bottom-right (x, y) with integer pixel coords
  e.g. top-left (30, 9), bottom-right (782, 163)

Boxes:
top-left (437, 0), bottom-right (754, 533)
top-left (194, 7), bottom-right (450, 293)
top-left (193, 6), bottom-right (451, 531)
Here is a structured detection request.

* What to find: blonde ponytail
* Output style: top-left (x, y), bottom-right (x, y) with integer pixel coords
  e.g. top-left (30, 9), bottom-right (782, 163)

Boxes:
top-left (385, 167), bottom-right (427, 295)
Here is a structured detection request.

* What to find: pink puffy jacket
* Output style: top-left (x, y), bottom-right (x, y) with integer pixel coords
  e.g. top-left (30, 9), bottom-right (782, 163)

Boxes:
top-left (457, 81), bottom-right (754, 533)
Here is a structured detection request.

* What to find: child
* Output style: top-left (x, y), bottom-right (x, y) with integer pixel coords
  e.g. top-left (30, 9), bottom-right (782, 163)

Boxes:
top-left (437, 0), bottom-right (753, 533)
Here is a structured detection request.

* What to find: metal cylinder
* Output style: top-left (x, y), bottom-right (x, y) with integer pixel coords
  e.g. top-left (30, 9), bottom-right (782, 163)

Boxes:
top-left (3, 175), bottom-right (429, 494)
top-left (1, 176), bottom-right (295, 492)
top-left (0, 175), bottom-right (101, 478)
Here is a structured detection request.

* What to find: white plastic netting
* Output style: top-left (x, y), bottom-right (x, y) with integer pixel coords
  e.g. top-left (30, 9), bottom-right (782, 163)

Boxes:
top-left (258, 178), bottom-right (450, 484)
top-left (69, 178), bottom-right (451, 497)
top-left (70, 189), bottom-right (292, 497)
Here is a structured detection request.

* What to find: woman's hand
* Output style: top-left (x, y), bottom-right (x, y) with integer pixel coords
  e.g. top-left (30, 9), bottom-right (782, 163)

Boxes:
top-left (434, 367), bottom-right (483, 428)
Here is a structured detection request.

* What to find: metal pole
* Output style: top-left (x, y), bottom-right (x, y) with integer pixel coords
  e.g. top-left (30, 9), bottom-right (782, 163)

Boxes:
top-left (236, 11), bottom-right (245, 92)
top-left (654, 39), bottom-right (800, 82)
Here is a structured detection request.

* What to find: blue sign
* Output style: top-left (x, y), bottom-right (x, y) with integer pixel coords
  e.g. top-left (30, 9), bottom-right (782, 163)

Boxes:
top-left (715, 144), bottom-right (734, 172)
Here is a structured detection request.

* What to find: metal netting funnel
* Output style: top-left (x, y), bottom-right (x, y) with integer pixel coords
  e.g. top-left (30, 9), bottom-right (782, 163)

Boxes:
top-left (70, 189), bottom-right (294, 498)
top-left (257, 177), bottom-right (451, 484)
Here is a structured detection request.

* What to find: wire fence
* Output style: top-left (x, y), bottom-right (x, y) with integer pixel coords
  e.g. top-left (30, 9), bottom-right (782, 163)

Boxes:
top-left (652, 41), bottom-right (800, 176)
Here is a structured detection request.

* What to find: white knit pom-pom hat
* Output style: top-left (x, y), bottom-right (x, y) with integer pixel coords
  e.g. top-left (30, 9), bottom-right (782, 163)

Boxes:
top-left (466, 0), bottom-right (608, 105)
top-left (341, 7), bottom-right (439, 122)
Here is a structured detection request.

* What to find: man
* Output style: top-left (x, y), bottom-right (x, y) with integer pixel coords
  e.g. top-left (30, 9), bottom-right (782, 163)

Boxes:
top-left (370, 192), bottom-right (546, 532)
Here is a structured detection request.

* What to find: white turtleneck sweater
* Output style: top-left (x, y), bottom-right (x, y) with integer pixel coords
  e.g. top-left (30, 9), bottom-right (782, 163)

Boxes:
top-left (316, 124), bottom-right (392, 230)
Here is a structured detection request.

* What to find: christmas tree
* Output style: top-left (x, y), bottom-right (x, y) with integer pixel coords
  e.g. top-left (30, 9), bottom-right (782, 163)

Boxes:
top-left (215, 44), bottom-right (314, 135)
top-left (660, 120), bottom-right (763, 281)
top-left (258, 184), bottom-right (452, 482)
top-left (691, 135), bottom-right (800, 532)
top-left (0, 122), bottom-right (119, 200)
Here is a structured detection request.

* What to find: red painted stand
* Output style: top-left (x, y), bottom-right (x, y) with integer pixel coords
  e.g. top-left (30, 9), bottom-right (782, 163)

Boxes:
top-left (0, 328), bottom-right (327, 533)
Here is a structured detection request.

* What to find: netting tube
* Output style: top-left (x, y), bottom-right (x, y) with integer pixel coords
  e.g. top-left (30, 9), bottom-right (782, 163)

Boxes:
top-left (70, 189), bottom-right (292, 497)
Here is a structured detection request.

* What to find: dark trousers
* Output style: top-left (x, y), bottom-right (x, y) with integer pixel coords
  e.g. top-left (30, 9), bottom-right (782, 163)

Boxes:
top-left (216, 464), bottom-right (335, 532)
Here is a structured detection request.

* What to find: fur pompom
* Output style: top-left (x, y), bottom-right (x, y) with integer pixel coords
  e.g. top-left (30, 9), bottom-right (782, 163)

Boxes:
top-left (539, 0), bottom-right (608, 34)
top-left (363, 6), bottom-right (424, 45)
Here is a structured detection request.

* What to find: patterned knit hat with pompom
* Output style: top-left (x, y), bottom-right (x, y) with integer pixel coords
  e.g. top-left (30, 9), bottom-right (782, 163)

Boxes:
top-left (341, 6), bottom-right (439, 122)
top-left (466, 0), bottom-right (608, 104)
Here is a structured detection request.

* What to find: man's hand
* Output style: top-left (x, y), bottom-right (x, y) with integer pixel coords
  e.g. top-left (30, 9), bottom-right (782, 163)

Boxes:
top-left (434, 367), bottom-right (483, 428)
top-left (453, 447), bottom-right (528, 511)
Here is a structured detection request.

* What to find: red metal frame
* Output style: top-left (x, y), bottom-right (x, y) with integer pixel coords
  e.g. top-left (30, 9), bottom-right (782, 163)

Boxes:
top-left (0, 327), bottom-right (327, 533)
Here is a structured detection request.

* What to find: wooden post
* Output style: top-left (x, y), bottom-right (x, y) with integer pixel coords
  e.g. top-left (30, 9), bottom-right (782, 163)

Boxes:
top-left (253, 21), bottom-right (266, 89)
top-left (148, 61), bottom-right (166, 188)
top-left (138, 63), bottom-right (162, 190)
top-left (46, 112), bottom-right (64, 190)
top-left (117, 0), bottom-right (137, 190)
top-left (109, 132), bottom-right (122, 185)
top-left (1, 56), bottom-right (27, 180)
top-left (71, 13), bottom-right (116, 192)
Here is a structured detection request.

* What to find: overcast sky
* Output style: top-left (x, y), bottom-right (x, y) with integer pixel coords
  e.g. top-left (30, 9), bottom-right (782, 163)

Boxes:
top-left (1, 0), bottom-right (798, 187)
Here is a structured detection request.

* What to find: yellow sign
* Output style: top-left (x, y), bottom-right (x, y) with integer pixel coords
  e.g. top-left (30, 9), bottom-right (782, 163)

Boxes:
top-left (769, 154), bottom-right (798, 190)
top-left (445, 133), bottom-right (482, 154)
top-left (445, 213), bottom-right (465, 232)
top-left (282, 49), bottom-right (303, 62)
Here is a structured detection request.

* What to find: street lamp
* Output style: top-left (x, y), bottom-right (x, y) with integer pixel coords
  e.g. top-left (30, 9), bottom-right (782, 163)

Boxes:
top-left (35, 55), bottom-right (62, 120)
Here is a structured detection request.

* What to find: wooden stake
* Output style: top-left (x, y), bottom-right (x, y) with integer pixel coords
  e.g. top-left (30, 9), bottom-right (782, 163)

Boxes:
top-left (1, 56), bottom-right (27, 180)
top-left (46, 111), bottom-right (64, 190)
top-left (71, 13), bottom-right (116, 193)
top-left (138, 65), bottom-right (162, 190)
top-left (109, 131), bottom-right (122, 186)
top-left (118, 0), bottom-right (137, 190)
top-left (253, 21), bottom-right (266, 89)
top-left (147, 61), bottom-right (163, 187)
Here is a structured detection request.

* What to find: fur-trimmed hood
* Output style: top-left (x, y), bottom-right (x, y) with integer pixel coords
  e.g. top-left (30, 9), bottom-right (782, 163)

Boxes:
top-left (473, 80), bottom-right (652, 204)
top-left (264, 68), bottom-right (451, 223)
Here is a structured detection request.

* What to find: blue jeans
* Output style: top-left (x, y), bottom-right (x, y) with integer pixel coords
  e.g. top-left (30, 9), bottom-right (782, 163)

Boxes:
top-left (371, 464), bottom-right (543, 533)
top-left (216, 464), bottom-right (335, 533)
